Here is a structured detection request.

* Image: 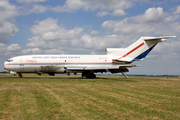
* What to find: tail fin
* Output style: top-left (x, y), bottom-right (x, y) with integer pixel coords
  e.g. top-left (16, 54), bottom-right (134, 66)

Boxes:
top-left (106, 36), bottom-right (175, 62)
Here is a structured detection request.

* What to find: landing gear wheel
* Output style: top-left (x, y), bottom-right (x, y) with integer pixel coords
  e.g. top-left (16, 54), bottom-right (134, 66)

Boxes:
top-left (82, 72), bottom-right (96, 78)
top-left (86, 74), bottom-right (96, 78)
top-left (48, 73), bottom-right (55, 76)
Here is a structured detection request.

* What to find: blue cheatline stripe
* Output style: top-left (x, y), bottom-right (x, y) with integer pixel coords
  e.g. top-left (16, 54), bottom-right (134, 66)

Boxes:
top-left (132, 44), bottom-right (157, 62)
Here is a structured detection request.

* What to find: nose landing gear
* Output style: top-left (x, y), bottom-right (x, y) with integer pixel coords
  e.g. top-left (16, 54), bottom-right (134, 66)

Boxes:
top-left (18, 73), bottom-right (22, 78)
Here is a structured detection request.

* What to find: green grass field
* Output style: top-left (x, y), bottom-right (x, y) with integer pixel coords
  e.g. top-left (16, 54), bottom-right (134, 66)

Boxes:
top-left (0, 74), bottom-right (180, 120)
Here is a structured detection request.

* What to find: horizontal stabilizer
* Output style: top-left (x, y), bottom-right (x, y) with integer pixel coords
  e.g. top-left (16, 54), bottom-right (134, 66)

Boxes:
top-left (144, 36), bottom-right (176, 42)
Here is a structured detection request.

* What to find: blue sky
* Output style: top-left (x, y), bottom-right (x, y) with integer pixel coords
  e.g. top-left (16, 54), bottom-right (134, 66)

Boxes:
top-left (0, 0), bottom-right (180, 75)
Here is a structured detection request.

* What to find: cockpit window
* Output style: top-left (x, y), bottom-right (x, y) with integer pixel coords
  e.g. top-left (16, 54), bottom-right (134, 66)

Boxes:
top-left (6, 59), bottom-right (13, 62)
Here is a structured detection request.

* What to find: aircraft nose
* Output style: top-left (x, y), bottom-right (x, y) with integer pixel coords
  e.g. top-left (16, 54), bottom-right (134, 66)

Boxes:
top-left (4, 61), bottom-right (8, 70)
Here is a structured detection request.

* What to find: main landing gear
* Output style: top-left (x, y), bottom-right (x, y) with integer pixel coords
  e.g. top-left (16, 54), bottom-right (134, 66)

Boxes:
top-left (82, 72), bottom-right (96, 78)
top-left (48, 73), bottom-right (55, 76)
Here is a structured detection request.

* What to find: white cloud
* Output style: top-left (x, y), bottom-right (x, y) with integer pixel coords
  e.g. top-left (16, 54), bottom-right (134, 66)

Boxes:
top-left (21, 48), bottom-right (41, 54)
top-left (27, 36), bottom-right (47, 48)
top-left (128, 7), bottom-right (164, 23)
top-left (18, 4), bottom-right (48, 15)
top-left (143, 7), bottom-right (164, 23)
top-left (16, 0), bottom-right (46, 3)
top-left (0, 43), bottom-right (23, 57)
top-left (85, 0), bottom-right (133, 11)
top-left (0, 0), bottom-right (19, 43)
top-left (80, 35), bottom-right (94, 48)
top-left (0, 0), bottom-right (47, 19)
top-left (28, 4), bottom-right (48, 13)
top-left (164, 15), bottom-right (179, 22)
top-left (0, 0), bottom-right (18, 21)
top-left (51, 0), bottom-right (88, 13)
top-left (0, 43), bottom-right (6, 53)
top-left (31, 18), bottom-right (59, 35)
top-left (97, 11), bottom-right (109, 17)
top-left (112, 9), bottom-right (126, 16)
top-left (90, 30), bottom-right (99, 35)
top-left (51, 0), bottom-right (135, 17)
top-left (27, 18), bottom-right (84, 51)
top-left (102, 7), bottom-right (167, 35)
top-left (0, 1), bottom-right (20, 56)
top-left (174, 5), bottom-right (180, 14)
top-left (0, 44), bottom-right (40, 57)
top-left (26, 18), bottom-right (132, 54)
top-left (7, 44), bottom-right (21, 52)
top-left (0, 21), bottom-right (19, 43)
top-left (102, 19), bottom-right (155, 34)
top-left (64, 0), bottom-right (88, 11)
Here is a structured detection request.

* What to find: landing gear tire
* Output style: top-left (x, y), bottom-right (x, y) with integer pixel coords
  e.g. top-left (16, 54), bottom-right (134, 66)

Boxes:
top-left (48, 73), bottom-right (54, 76)
top-left (82, 72), bottom-right (86, 77)
top-left (86, 74), bottom-right (96, 78)
top-left (37, 73), bottom-right (41, 76)
top-left (82, 72), bottom-right (96, 78)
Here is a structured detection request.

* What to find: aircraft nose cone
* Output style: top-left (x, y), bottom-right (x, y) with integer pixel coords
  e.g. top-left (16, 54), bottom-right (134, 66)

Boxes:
top-left (4, 62), bottom-right (8, 70)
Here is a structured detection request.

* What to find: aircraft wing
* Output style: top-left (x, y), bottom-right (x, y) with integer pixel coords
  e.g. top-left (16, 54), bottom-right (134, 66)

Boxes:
top-left (66, 64), bottom-right (136, 73)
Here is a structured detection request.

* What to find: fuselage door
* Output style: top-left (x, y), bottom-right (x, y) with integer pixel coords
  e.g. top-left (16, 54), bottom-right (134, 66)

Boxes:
top-left (19, 57), bottom-right (24, 72)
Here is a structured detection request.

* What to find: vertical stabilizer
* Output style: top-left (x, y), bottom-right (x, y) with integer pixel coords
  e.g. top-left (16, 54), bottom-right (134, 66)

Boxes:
top-left (107, 36), bottom-right (175, 62)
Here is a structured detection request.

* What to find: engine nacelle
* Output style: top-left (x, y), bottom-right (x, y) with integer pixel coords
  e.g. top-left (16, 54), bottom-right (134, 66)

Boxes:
top-left (41, 66), bottom-right (66, 73)
top-left (105, 48), bottom-right (126, 55)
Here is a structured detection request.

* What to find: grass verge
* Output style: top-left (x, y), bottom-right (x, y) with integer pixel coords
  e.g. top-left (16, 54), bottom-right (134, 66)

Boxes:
top-left (0, 74), bottom-right (180, 120)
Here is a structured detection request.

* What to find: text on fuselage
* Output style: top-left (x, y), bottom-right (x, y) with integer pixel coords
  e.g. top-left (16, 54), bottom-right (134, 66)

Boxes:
top-left (26, 60), bottom-right (37, 63)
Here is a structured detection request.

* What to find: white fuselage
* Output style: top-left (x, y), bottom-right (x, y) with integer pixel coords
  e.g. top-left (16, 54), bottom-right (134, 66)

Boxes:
top-left (4, 54), bottom-right (117, 73)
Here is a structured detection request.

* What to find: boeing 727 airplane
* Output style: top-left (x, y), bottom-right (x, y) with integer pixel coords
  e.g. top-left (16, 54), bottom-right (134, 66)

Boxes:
top-left (4, 36), bottom-right (175, 78)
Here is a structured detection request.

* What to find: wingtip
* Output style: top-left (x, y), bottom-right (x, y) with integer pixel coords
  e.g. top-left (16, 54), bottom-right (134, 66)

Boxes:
top-left (166, 36), bottom-right (176, 38)
top-left (159, 36), bottom-right (176, 39)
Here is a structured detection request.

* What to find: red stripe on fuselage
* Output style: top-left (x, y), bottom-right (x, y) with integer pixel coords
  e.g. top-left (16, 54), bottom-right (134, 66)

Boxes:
top-left (117, 42), bottom-right (144, 60)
